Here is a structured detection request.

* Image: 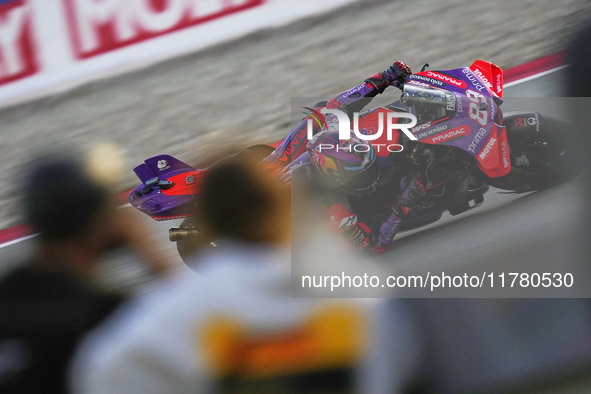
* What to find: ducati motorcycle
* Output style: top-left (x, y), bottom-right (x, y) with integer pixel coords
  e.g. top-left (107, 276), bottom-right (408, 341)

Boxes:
top-left (128, 60), bottom-right (583, 261)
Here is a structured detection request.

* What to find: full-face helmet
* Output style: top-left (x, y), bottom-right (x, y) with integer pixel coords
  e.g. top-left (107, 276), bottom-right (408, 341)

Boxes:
top-left (306, 131), bottom-right (379, 197)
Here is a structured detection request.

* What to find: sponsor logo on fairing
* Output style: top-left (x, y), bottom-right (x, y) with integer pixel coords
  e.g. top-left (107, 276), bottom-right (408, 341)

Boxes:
top-left (500, 141), bottom-right (509, 168)
top-left (425, 71), bottom-right (467, 88)
top-left (472, 68), bottom-right (494, 90)
top-left (445, 92), bottom-right (455, 111)
top-left (407, 80), bottom-right (431, 88)
top-left (462, 69), bottom-right (486, 92)
top-left (157, 160), bottom-right (169, 171)
top-left (530, 113), bottom-right (540, 131)
top-left (280, 127), bottom-right (308, 163)
top-left (431, 126), bottom-right (469, 143)
top-left (411, 122), bottom-right (432, 133)
top-left (496, 73), bottom-right (502, 93)
top-left (455, 93), bottom-right (464, 113)
top-left (414, 124), bottom-right (449, 140)
top-left (468, 127), bottom-right (488, 153)
top-left (512, 114), bottom-right (540, 131)
top-left (479, 137), bottom-right (496, 160)
top-left (514, 118), bottom-right (525, 127)
top-left (409, 74), bottom-right (444, 86)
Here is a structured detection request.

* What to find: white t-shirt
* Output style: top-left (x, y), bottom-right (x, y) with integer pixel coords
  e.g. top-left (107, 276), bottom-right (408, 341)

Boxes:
top-left (71, 242), bottom-right (367, 394)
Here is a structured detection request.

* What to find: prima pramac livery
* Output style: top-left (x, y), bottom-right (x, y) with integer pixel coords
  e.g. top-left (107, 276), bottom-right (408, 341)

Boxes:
top-left (129, 60), bottom-right (583, 260)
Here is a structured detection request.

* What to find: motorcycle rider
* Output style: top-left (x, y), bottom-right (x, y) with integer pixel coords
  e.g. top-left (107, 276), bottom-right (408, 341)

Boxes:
top-left (262, 61), bottom-right (432, 253)
top-left (262, 61), bottom-right (412, 172)
top-left (308, 132), bottom-right (429, 254)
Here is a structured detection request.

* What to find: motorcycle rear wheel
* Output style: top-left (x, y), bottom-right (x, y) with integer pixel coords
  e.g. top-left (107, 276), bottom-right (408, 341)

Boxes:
top-left (176, 144), bottom-right (276, 264)
top-left (175, 217), bottom-right (211, 265)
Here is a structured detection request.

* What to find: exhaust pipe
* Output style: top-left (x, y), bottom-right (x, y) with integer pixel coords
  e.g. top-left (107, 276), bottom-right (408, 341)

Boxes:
top-left (169, 225), bottom-right (201, 242)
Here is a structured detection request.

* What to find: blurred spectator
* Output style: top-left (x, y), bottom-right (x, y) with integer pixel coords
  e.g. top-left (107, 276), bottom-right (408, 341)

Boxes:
top-left (72, 155), bottom-right (367, 394)
top-left (0, 155), bottom-right (171, 393)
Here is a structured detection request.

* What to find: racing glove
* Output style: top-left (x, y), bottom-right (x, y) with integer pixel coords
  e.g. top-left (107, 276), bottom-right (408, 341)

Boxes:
top-left (397, 174), bottom-right (426, 208)
top-left (365, 61), bottom-right (412, 93)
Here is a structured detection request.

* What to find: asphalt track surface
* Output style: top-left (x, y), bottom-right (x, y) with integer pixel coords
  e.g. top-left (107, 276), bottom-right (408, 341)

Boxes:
top-left (2, 65), bottom-right (588, 298)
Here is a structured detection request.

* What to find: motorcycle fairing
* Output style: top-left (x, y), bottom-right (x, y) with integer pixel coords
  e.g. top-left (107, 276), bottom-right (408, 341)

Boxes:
top-left (469, 60), bottom-right (504, 99)
top-left (160, 170), bottom-right (205, 196)
top-left (133, 163), bottom-right (156, 184)
top-left (130, 154), bottom-right (200, 221)
top-left (475, 124), bottom-right (511, 177)
top-left (400, 61), bottom-right (510, 177)
top-left (144, 154), bottom-right (195, 178)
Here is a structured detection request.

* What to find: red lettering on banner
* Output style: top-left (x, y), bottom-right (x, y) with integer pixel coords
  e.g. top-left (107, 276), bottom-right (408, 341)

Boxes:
top-left (63, 0), bottom-right (265, 59)
top-left (0, 0), bottom-right (38, 85)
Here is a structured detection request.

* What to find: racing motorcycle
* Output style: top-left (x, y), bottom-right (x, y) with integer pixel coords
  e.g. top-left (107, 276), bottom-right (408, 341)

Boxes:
top-left (128, 60), bottom-right (583, 261)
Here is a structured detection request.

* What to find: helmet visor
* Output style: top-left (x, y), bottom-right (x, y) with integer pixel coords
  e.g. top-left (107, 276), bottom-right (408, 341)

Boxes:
top-left (340, 149), bottom-right (379, 196)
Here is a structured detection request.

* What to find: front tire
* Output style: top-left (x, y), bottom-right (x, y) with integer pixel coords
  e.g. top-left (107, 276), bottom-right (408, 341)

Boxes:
top-left (478, 117), bottom-right (583, 192)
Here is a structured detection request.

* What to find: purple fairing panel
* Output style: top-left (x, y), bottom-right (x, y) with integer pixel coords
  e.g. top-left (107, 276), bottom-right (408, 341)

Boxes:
top-left (133, 163), bottom-right (156, 184)
top-left (129, 154), bottom-right (199, 219)
top-left (405, 67), bottom-right (500, 160)
top-left (130, 183), bottom-right (199, 218)
top-left (144, 154), bottom-right (194, 179)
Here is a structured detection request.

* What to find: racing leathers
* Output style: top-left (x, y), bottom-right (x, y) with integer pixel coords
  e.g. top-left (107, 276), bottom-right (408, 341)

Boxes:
top-left (262, 61), bottom-right (438, 253)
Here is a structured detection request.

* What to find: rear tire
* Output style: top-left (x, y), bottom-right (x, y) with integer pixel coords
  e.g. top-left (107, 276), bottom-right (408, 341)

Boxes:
top-left (176, 145), bottom-right (275, 265)
top-left (175, 217), bottom-right (210, 265)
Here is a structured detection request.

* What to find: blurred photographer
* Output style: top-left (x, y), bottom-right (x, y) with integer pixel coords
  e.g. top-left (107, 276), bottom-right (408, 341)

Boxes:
top-left (0, 154), bottom-right (171, 394)
top-left (72, 154), bottom-right (367, 394)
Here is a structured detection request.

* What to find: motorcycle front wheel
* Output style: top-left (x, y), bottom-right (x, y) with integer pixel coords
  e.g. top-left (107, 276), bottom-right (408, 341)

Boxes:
top-left (477, 117), bottom-right (584, 192)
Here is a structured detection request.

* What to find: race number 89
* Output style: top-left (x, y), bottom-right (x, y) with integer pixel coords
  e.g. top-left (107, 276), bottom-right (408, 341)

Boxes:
top-left (466, 89), bottom-right (488, 126)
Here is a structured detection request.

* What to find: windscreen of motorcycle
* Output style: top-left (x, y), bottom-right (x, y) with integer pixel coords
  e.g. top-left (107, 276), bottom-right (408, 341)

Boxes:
top-left (401, 84), bottom-right (456, 124)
